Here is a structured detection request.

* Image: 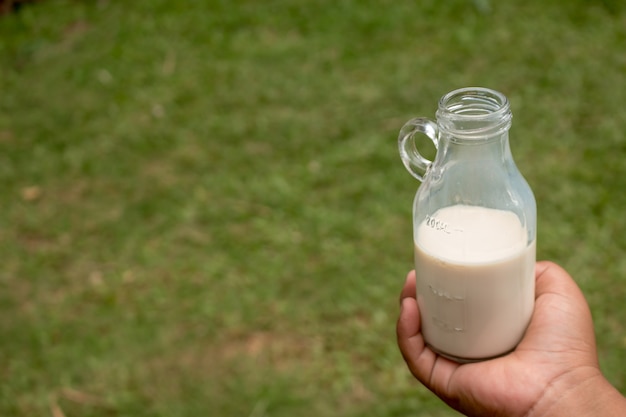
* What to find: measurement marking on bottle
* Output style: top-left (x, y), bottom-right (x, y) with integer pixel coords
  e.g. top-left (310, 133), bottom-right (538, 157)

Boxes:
top-left (425, 215), bottom-right (465, 234)
top-left (428, 285), bottom-right (465, 301)
top-left (429, 284), bottom-right (466, 332)
top-left (425, 215), bottom-right (451, 234)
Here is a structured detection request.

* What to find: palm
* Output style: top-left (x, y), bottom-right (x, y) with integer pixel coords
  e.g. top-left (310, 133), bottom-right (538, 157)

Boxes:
top-left (397, 262), bottom-right (599, 417)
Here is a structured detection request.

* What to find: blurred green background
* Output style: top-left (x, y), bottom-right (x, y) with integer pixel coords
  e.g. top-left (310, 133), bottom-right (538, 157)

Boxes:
top-left (1, 0), bottom-right (625, 416)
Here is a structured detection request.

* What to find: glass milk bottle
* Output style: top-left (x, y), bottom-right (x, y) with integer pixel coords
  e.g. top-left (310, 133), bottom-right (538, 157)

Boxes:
top-left (398, 87), bottom-right (536, 362)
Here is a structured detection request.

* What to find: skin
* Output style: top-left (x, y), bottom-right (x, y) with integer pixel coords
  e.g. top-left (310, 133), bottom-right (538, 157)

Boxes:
top-left (397, 261), bottom-right (626, 417)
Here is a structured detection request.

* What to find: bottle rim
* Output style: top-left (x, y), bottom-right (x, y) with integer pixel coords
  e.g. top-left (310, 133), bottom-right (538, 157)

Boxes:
top-left (436, 87), bottom-right (512, 139)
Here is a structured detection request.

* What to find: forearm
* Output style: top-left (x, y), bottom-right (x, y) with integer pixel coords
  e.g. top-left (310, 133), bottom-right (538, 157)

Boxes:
top-left (528, 368), bottom-right (626, 417)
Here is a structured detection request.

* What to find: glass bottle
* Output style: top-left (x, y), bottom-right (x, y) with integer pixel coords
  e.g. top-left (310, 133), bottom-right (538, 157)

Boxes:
top-left (398, 87), bottom-right (536, 362)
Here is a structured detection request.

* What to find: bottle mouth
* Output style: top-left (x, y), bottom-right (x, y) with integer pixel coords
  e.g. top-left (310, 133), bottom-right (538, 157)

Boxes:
top-left (436, 87), bottom-right (512, 139)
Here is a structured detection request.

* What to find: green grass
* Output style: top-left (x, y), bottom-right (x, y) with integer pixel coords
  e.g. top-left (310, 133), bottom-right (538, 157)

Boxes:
top-left (1, 0), bottom-right (626, 415)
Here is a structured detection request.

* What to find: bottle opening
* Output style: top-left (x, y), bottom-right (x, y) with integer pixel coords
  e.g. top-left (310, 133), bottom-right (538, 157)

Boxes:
top-left (436, 87), bottom-right (512, 138)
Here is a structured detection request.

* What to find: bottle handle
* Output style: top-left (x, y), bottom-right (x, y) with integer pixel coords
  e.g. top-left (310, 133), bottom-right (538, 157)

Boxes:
top-left (398, 117), bottom-right (439, 182)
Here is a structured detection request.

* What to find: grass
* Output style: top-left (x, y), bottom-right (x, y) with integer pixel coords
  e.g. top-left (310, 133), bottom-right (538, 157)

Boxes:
top-left (1, 0), bottom-right (626, 415)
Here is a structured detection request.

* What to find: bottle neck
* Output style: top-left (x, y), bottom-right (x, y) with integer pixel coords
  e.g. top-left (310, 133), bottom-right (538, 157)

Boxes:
top-left (434, 87), bottom-right (513, 164)
top-left (439, 130), bottom-right (509, 153)
top-left (438, 129), bottom-right (512, 162)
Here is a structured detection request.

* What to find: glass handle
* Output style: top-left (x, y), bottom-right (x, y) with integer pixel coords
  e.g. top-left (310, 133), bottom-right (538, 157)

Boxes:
top-left (398, 117), bottom-right (439, 182)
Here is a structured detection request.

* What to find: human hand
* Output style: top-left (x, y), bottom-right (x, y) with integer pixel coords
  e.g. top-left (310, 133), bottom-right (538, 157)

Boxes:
top-left (397, 261), bottom-right (625, 417)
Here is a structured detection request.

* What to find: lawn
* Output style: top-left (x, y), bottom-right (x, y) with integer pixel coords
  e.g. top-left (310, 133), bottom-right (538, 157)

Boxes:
top-left (1, 0), bottom-right (625, 416)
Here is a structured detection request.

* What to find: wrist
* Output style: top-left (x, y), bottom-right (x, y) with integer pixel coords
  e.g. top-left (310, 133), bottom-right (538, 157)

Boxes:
top-left (528, 366), bottom-right (626, 417)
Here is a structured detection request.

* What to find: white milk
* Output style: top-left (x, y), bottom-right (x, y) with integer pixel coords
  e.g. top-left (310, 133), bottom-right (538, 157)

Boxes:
top-left (415, 205), bottom-right (535, 361)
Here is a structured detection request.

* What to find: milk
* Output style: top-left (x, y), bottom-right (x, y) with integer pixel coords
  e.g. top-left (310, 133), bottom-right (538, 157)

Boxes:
top-left (415, 205), bottom-right (535, 361)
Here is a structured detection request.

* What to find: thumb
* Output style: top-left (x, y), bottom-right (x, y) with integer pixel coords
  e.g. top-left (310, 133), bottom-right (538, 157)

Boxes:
top-left (534, 261), bottom-right (589, 310)
top-left (521, 261), bottom-right (597, 362)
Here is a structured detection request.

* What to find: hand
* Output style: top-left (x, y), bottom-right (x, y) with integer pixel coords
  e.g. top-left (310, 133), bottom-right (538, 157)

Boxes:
top-left (397, 261), bottom-right (625, 417)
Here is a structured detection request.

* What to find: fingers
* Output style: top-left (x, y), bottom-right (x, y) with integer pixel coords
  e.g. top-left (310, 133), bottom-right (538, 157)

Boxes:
top-left (396, 270), bottom-right (438, 385)
top-left (399, 270), bottom-right (417, 304)
top-left (397, 271), bottom-right (420, 351)
top-left (397, 292), bottom-right (431, 382)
